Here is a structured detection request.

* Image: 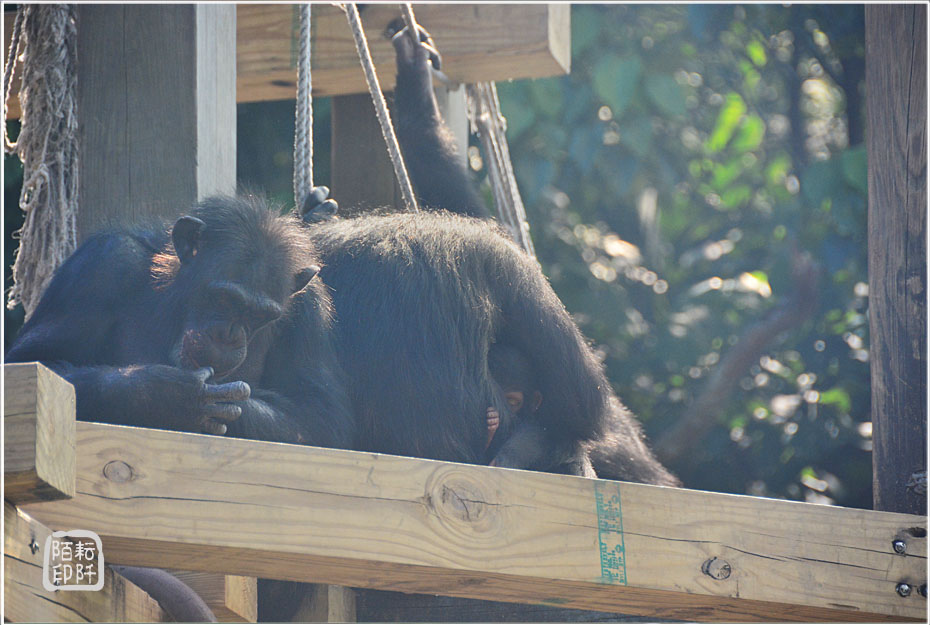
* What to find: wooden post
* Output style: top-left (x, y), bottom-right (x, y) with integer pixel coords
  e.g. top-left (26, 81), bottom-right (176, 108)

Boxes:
top-left (3, 363), bottom-right (75, 504)
top-left (74, 5), bottom-right (236, 238)
top-left (865, 5), bottom-right (928, 515)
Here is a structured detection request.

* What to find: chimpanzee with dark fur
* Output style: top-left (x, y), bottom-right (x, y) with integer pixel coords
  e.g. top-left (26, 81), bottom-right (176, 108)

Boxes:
top-left (6, 195), bottom-right (353, 448)
top-left (337, 24), bottom-right (676, 484)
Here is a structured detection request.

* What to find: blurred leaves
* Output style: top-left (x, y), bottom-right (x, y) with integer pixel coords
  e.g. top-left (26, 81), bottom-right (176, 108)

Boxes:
top-left (496, 4), bottom-right (870, 508)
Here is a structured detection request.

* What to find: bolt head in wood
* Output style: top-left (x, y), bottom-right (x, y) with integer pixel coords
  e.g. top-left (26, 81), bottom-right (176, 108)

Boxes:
top-left (892, 539), bottom-right (907, 554)
top-left (896, 583), bottom-right (912, 597)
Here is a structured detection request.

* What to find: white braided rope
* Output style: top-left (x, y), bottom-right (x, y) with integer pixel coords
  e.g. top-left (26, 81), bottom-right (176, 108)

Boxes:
top-left (6, 5), bottom-right (79, 316)
top-left (467, 82), bottom-right (535, 257)
top-left (293, 3), bottom-right (313, 210)
top-left (344, 3), bottom-right (419, 213)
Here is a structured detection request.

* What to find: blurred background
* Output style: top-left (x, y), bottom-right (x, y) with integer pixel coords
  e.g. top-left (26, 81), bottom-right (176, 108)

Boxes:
top-left (5, 4), bottom-right (872, 508)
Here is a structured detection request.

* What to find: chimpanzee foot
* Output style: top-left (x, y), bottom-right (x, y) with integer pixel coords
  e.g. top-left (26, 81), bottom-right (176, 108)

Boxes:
top-left (386, 19), bottom-right (442, 74)
top-left (300, 186), bottom-right (338, 224)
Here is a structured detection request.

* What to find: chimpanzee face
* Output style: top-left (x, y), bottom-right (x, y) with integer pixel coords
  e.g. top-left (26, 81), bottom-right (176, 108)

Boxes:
top-left (173, 280), bottom-right (284, 378)
top-left (164, 214), bottom-right (319, 380)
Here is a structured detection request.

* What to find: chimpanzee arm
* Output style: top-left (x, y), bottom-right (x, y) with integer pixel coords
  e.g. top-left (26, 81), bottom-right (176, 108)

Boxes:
top-left (231, 281), bottom-right (355, 448)
top-left (6, 231), bottom-right (248, 436)
top-left (391, 27), bottom-right (489, 218)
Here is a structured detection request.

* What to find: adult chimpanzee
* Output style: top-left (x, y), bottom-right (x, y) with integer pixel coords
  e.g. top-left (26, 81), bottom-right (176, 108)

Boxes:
top-left (5, 195), bottom-right (353, 447)
top-left (305, 23), bottom-right (676, 485)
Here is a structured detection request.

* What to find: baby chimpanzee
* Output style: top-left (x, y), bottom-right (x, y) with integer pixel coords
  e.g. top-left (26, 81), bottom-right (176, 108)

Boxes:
top-left (485, 343), bottom-right (541, 450)
top-left (484, 343), bottom-right (593, 475)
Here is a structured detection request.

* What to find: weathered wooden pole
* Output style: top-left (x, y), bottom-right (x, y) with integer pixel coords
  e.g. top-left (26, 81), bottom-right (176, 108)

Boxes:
top-left (74, 5), bottom-right (236, 238)
top-left (865, 4), bottom-right (927, 515)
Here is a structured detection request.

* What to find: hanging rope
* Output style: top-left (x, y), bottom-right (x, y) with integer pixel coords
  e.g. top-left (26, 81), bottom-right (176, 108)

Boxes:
top-left (293, 3), bottom-right (314, 211)
top-left (4, 5), bottom-right (79, 317)
top-left (344, 3), bottom-right (419, 213)
top-left (467, 82), bottom-right (535, 257)
top-left (3, 8), bottom-right (24, 152)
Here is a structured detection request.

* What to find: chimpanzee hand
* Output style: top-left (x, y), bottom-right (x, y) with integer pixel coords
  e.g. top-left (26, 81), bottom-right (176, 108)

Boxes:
top-left (300, 186), bottom-right (339, 224)
top-left (119, 365), bottom-right (250, 436)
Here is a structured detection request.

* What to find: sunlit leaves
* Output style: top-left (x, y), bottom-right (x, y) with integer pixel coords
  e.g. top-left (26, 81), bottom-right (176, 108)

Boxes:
top-left (706, 92), bottom-right (747, 152)
top-left (746, 39), bottom-right (768, 66)
top-left (732, 115), bottom-right (766, 152)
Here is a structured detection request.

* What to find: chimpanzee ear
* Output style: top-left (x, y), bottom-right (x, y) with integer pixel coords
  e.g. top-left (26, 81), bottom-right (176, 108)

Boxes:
top-left (172, 216), bottom-right (206, 263)
top-left (294, 265), bottom-right (321, 294)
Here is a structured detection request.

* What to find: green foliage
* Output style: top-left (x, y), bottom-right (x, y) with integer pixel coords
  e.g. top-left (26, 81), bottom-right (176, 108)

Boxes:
top-left (495, 5), bottom-right (870, 508)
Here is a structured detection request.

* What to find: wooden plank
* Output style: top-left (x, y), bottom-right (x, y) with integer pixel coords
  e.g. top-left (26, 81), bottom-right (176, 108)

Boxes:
top-left (5, 4), bottom-right (567, 119)
top-left (21, 421), bottom-right (927, 623)
top-left (3, 363), bottom-right (76, 504)
top-left (4, 502), bottom-right (168, 623)
top-left (169, 571), bottom-right (257, 623)
top-left (865, 5), bottom-right (928, 515)
top-left (73, 5), bottom-right (236, 240)
top-left (237, 4), bottom-right (569, 101)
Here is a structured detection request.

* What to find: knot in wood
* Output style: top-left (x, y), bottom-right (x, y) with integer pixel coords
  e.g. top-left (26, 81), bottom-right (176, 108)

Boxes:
top-left (103, 460), bottom-right (133, 483)
top-left (423, 468), bottom-right (500, 539)
top-left (702, 557), bottom-right (731, 580)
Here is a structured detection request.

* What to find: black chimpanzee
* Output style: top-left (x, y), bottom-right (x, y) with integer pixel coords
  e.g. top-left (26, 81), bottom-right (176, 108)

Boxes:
top-left (5, 195), bottom-right (353, 447)
top-left (304, 23), bottom-right (676, 485)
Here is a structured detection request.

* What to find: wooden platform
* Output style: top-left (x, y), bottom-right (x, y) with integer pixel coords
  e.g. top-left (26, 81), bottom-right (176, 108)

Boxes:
top-left (5, 365), bottom-right (921, 624)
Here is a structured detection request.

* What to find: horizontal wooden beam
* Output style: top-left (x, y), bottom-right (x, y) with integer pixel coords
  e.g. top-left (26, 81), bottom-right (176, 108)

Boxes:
top-left (237, 4), bottom-right (569, 102)
top-left (22, 421), bottom-right (927, 623)
top-left (3, 363), bottom-right (76, 504)
top-left (4, 502), bottom-right (167, 622)
top-left (4, 4), bottom-right (569, 118)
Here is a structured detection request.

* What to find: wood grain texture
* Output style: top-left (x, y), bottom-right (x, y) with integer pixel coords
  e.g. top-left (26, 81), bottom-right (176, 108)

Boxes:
top-left (5, 4), bottom-right (568, 119)
top-left (169, 570), bottom-right (257, 623)
top-left (293, 584), bottom-right (357, 623)
top-left (4, 502), bottom-right (167, 623)
top-left (3, 362), bottom-right (76, 504)
top-left (236, 4), bottom-right (569, 102)
top-left (865, 5), bottom-right (928, 515)
top-left (74, 5), bottom-right (236, 239)
top-left (20, 421), bottom-right (927, 623)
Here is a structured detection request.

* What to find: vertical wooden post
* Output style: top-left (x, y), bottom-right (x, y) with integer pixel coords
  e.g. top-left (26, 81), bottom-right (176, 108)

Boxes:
top-left (331, 85), bottom-right (469, 215)
top-left (865, 5), bottom-right (927, 515)
top-left (75, 5), bottom-right (236, 239)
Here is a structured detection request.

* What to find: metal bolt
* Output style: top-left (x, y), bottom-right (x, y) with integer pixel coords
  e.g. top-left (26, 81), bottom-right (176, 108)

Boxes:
top-left (29, 539), bottom-right (39, 554)
top-left (919, 584), bottom-right (927, 598)
top-left (893, 539), bottom-right (907, 554)
top-left (896, 583), bottom-right (912, 597)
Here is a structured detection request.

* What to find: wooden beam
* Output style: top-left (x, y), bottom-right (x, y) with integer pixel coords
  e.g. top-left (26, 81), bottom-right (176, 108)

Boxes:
top-left (238, 4), bottom-right (569, 101)
top-left (21, 421), bottom-right (927, 623)
top-left (865, 4), bottom-right (928, 516)
top-left (4, 4), bottom-right (568, 119)
top-left (169, 570), bottom-right (257, 623)
top-left (73, 5), bottom-right (236, 239)
top-left (4, 502), bottom-right (167, 623)
top-left (3, 363), bottom-right (75, 504)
